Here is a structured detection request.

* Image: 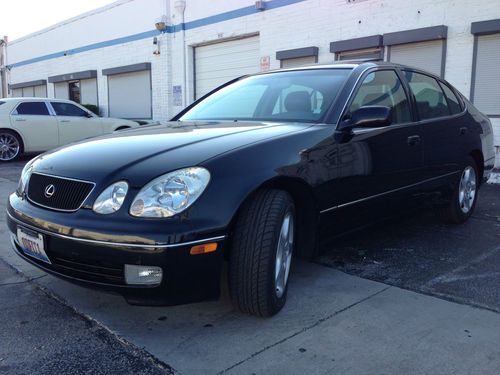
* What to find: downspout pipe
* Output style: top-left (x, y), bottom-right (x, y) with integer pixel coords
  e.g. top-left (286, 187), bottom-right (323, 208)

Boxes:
top-left (174, 0), bottom-right (187, 106)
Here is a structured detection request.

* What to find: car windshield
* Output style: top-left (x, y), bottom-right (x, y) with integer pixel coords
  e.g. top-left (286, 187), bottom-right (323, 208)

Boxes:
top-left (180, 69), bottom-right (352, 123)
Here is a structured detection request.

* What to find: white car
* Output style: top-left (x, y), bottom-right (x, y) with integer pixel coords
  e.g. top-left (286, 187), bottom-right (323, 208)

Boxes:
top-left (0, 98), bottom-right (140, 161)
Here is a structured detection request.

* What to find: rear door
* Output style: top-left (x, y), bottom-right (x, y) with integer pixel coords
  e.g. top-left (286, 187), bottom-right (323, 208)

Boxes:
top-left (50, 102), bottom-right (103, 145)
top-left (403, 70), bottom-right (464, 180)
top-left (10, 101), bottom-right (58, 152)
top-left (334, 69), bottom-right (424, 206)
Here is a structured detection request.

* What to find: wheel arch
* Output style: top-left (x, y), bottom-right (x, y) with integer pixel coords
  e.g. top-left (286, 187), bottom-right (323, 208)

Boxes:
top-left (225, 175), bottom-right (320, 261)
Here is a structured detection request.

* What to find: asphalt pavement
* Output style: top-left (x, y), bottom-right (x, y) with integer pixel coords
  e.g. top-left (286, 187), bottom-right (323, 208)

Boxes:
top-left (318, 184), bottom-right (500, 312)
top-left (0, 259), bottom-right (173, 375)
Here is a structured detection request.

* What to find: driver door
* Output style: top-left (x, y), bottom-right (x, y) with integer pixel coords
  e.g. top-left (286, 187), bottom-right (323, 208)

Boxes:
top-left (334, 69), bottom-right (424, 206)
top-left (49, 102), bottom-right (104, 145)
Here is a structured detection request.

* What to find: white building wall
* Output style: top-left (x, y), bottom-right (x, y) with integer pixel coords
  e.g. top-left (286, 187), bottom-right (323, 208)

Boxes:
top-left (4, 0), bottom-right (500, 164)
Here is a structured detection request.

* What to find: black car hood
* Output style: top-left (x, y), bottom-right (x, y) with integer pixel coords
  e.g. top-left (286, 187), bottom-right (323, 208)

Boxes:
top-left (31, 121), bottom-right (312, 185)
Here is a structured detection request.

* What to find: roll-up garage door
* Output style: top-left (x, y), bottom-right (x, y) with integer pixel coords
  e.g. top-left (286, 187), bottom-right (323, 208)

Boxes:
top-left (108, 70), bottom-right (151, 119)
top-left (54, 82), bottom-right (69, 99)
top-left (194, 36), bottom-right (260, 99)
top-left (389, 40), bottom-right (444, 77)
top-left (11, 85), bottom-right (47, 97)
top-left (472, 34), bottom-right (500, 115)
top-left (281, 56), bottom-right (316, 69)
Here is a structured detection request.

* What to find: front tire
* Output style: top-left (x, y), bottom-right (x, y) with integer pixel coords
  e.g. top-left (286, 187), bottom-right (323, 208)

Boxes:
top-left (229, 189), bottom-right (295, 317)
top-left (440, 157), bottom-right (478, 224)
top-left (0, 130), bottom-right (22, 162)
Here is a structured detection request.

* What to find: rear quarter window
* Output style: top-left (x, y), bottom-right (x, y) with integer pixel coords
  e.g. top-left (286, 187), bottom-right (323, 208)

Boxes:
top-left (439, 82), bottom-right (463, 115)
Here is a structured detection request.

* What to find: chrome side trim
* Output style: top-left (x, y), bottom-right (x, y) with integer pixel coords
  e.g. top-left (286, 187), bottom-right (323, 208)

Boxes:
top-left (27, 171), bottom-right (96, 213)
top-left (6, 210), bottom-right (226, 249)
top-left (320, 171), bottom-right (461, 214)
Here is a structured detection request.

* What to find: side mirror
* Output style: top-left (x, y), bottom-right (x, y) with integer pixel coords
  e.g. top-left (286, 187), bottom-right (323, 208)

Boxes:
top-left (85, 112), bottom-right (94, 118)
top-left (342, 105), bottom-right (392, 130)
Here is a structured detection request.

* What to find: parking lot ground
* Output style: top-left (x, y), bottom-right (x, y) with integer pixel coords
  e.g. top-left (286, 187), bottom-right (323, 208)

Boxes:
top-left (318, 184), bottom-right (500, 313)
top-left (1, 159), bottom-right (500, 374)
top-left (0, 259), bottom-right (173, 375)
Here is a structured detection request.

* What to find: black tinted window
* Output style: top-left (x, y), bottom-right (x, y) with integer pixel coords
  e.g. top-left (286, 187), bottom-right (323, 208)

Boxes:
top-left (348, 70), bottom-right (411, 124)
top-left (51, 102), bottom-right (88, 117)
top-left (404, 71), bottom-right (450, 120)
top-left (15, 102), bottom-right (49, 115)
top-left (440, 82), bottom-right (462, 115)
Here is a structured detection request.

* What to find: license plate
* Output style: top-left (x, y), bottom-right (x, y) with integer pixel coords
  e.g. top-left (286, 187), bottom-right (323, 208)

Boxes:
top-left (17, 227), bottom-right (51, 264)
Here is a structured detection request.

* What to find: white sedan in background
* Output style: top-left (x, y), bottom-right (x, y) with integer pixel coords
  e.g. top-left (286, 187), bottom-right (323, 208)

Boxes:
top-left (0, 98), bottom-right (140, 161)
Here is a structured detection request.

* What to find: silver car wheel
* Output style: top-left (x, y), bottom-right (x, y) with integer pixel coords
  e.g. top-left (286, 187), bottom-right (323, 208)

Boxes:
top-left (275, 211), bottom-right (294, 298)
top-left (0, 133), bottom-right (20, 161)
top-left (458, 166), bottom-right (476, 214)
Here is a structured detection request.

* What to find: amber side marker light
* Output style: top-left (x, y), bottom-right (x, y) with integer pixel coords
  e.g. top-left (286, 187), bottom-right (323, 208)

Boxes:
top-left (190, 242), bottom-right (218, 255)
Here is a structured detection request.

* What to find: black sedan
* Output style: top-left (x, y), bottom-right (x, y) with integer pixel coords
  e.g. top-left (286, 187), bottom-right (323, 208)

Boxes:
top-left (6, 62), bottom-right (495, 317)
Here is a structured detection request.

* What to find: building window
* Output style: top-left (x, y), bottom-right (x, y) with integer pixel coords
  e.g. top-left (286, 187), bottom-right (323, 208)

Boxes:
top-left (471, 33), bottom-right (500, 116)
top-left (69, 80), bottom-right (81, 103)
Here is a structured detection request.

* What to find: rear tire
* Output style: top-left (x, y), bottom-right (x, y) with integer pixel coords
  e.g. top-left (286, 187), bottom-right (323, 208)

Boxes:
top-left (229, 189), bottom-right (295, 317)
top-left (0, 130), bottom-right (23, 162)
top-left (440, 156), bottom-right (478, 224)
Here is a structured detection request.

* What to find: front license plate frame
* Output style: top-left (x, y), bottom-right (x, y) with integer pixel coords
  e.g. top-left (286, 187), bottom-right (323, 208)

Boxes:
top-left (17, 226), bottom-right (51, 264)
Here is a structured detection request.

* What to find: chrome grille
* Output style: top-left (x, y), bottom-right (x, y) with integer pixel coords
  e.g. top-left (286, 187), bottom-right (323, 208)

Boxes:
top-left (27, 173), bottom-right (95, 212)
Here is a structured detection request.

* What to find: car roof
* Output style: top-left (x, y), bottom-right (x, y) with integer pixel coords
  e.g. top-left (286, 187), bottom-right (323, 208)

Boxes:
top-left (0, 97), bottom-right (76, 103)
top-left (253, 60), bottom-right (439, 78)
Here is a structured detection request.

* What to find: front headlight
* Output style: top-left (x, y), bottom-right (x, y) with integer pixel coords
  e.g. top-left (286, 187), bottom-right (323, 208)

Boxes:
top-left (130, 167), bottom-right (210, 218)
top-left (93, 181), bottom-right (129, 214)
top-left (17, 164), bottom-right (33, 195)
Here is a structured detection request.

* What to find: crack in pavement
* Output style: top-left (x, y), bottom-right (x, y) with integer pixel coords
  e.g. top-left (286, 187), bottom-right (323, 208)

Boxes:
top-left (0, 274), bottom-right (47, 287)
top-left (217, 285), bottom-right (391, 374)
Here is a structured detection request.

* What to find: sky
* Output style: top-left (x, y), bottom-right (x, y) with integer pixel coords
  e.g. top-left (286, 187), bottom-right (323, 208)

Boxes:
top-left (0, 0), bottom-right (116, 41)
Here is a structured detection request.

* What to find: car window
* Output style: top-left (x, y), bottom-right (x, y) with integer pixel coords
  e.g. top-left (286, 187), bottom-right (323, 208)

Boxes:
top-left (0, 101), bottom-right (5, 106)
top-left (347, 70), bottom-right (411, 124)
top-left (14, 102), bottom-right (50, 115)
top-left (404, 71), bottom-right (450, 120)
top-left (439, 82), bottom-right (462, 115)
top-left (51, 102), bottom-right (89, 117)
top-left (180, 69), bottom-right (351, 123)
top-left (191, 84), bottom-right (268, 119)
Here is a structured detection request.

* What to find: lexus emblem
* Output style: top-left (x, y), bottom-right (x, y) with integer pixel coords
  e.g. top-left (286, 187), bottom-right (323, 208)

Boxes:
top-left (44, 184), bottom-right (55, 198)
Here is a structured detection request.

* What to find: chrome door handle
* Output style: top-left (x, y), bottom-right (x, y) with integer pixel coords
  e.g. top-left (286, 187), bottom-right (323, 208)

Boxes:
top-left (407, 135), bottom-right (421, 146)
top-left (60, 120), bottom-right (70, 123)
top-left (15, 118), bottom-right (26, 122)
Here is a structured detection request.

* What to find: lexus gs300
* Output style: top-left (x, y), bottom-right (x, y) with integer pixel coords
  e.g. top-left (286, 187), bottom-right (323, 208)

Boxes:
top-left (7, 62), bottom-right (495, 316)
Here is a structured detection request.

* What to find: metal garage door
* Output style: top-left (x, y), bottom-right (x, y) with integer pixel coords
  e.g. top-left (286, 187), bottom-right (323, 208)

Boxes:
top-left (108, 70), bottom-right (151, 119)
top-left (194, 36), bottom-right (260, 99)
top-left (472, 34), bottom-right (500, 115)
top-left (281, 56), bottom-right (316, 69)
top-left (12, 85), bottom-right (46, 97)
top-left (389, 40), bottom-right (444, 77)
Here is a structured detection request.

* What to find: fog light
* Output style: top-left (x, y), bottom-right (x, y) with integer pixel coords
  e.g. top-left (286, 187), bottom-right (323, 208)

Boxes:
top-left (124, 265), bottom-right (163, 285)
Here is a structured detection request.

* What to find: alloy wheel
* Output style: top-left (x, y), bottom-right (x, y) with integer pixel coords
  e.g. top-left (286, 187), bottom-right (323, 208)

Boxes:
top-left (275, 211), bottom-right (294, 298)
top-left (0, 133), bottom-right (20, 161)
top-left (458, 166), bottom-right (476, 214)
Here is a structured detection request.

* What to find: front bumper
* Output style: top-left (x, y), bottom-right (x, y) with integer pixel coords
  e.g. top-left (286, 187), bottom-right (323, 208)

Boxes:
top-left (7, 193), bottom-right (227, 306)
